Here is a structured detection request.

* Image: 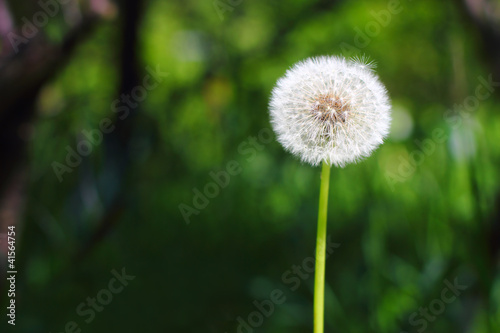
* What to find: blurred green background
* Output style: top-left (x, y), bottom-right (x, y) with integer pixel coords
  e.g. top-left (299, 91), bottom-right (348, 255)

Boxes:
top-left (0, 0), bottom-right (499, 332)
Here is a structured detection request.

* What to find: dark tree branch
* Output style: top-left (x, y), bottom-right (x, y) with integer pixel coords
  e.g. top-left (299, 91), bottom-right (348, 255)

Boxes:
top-left (0, 9), bottom-right (102, 290)
top-left (74, 0), bottom-right (145, 261)
top-left (455, 0), bottom-right (500, 84)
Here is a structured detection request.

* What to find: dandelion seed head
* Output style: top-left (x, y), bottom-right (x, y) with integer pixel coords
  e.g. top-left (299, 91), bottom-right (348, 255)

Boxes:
top-left (269, 55), bottom-right (391, 167)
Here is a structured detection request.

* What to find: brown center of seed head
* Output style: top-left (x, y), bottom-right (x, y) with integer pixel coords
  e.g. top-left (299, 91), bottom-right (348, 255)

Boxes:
top-left (311, 94), bottom-right (349, 124)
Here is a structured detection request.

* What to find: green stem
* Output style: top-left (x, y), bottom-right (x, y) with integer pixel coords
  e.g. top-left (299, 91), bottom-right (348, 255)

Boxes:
top-left (314, 161), bottom-right (331, 333)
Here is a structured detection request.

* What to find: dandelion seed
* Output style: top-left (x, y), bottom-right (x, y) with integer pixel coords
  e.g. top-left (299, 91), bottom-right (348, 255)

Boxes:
top-left (269, 55), bottom-right (391, 167)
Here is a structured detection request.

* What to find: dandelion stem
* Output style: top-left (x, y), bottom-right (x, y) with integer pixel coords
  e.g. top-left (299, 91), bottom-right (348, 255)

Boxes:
top-left (314, 161), bottom-right (330, 333)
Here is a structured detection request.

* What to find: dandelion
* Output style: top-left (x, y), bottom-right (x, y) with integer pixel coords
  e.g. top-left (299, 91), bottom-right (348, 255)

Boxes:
top-left (269, 56), bottom-right (391, 167)
top-left (269, 55), bottom-right (391, 333)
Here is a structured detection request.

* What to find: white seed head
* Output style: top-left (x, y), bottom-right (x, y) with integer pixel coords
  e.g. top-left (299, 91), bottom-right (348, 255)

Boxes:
top-left (269, 56), bottom-right (391, 167)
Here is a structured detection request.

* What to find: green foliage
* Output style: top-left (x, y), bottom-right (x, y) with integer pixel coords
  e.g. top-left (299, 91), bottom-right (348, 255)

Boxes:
top-left (5, 0), bottom-right (500, 332)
